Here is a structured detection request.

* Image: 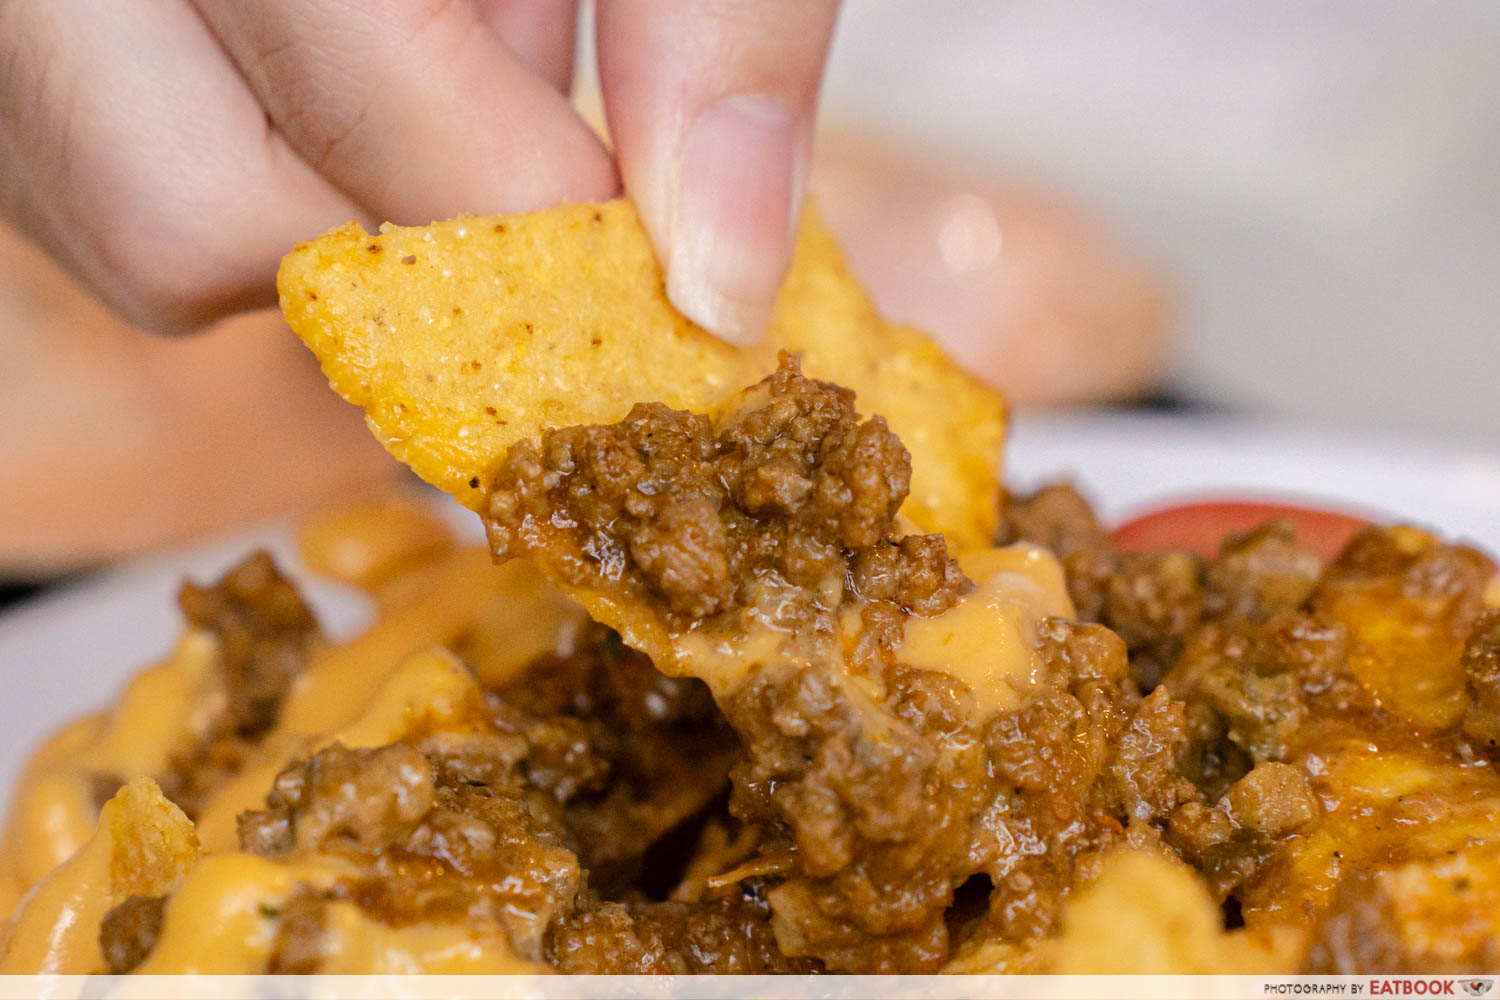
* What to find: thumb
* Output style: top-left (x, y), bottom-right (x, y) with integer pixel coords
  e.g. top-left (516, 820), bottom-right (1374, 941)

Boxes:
top-left (597, 0), bottom-right (840, 345)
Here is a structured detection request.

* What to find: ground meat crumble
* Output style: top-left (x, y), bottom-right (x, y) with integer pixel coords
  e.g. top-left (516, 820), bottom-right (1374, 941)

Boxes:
top-left (479, 358), bottom-right (1199, 971)
top-left (160, 552), bottom-right (322, 818)
top-left (1000, 483), bottom-right (1500, 970)
top-left (98, 368), bottom-right (1500, 975)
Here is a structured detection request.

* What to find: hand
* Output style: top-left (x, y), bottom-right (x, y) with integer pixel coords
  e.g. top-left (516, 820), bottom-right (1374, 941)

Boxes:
top-left (0, 0), bottom-right (838, 341)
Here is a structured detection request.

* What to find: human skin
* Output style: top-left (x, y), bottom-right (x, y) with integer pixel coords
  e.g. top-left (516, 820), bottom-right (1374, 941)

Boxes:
top-left (0, 0), bottom-right (840, 343)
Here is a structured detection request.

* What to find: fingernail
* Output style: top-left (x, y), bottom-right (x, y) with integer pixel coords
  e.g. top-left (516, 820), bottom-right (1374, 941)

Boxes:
top-left (667, 95), bottom-right (805, 346)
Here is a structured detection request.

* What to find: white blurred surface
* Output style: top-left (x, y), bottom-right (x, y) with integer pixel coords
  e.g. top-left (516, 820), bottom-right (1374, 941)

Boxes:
top-left (821, 2), bottom-right (1500, 445)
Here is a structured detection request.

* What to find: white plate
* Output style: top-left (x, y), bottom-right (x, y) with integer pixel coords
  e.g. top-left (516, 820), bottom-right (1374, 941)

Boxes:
top-left (2, 413), bottom-right (1498, 803)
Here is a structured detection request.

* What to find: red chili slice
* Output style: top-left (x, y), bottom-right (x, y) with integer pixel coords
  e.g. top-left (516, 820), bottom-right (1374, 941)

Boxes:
top-left (1113, 500), bottom-right (1372, 563)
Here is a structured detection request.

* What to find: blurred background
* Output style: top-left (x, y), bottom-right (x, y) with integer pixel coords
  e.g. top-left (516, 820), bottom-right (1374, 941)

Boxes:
top-left (2, 0), bottom-right (1497, 590)
top-left (818, 2), bottom-right (1500, 439)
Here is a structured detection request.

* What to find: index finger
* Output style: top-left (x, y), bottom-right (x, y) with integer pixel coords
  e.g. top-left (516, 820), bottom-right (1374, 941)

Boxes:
top-left (193, 0), bottom-right (619, 225)
top-left (596, 0), bottom-right (842, 345)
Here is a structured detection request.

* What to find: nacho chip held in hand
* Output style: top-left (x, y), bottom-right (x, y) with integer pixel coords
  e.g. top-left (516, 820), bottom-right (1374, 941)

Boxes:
top-left (278, 200), bottom-right (1005, 550)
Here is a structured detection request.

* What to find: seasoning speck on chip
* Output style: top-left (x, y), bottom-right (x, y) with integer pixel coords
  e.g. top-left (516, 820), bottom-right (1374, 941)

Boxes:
top-left (278, 200), bottom-right (1005, 549)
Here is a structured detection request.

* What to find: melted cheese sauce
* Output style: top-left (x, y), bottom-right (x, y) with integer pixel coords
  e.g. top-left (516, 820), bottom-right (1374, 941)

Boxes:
top-left (0, 511), bottom-right (1079, 973)
top-left (0, 519), bottom-right (578, 972)
top-left (0, 544), bottom-right (579, 912)
top-left (129, 852), bottom-right (536, 974)
top-left (671, 573), bottom-right (844, 697)
top-left (138, 852), bottom-right (349, 973)
top-left (191, 647), bottom-right (486, 852)
top-left (613, 543), bottom-right (1074, 724)
top-left (0, 778), bottom-right (196, 974)
top-left (1, 645), bottom-right (507, 974)
top-left (898, 544), bottom-right (1074, 718)
top-left (0, 630), bottom-right (218, 914)
top-left (315, 902), bottom-right (541, 974)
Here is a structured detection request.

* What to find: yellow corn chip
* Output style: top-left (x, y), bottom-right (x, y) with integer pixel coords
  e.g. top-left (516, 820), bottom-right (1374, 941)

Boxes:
top-left (279, 200), bottom-right (1004, 549)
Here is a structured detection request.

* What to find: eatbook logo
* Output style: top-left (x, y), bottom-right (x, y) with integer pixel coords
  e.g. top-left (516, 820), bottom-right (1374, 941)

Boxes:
top-left (1460, 981), bottom-right (1495, 997)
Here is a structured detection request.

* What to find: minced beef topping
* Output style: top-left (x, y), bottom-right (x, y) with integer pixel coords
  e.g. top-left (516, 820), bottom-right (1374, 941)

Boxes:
top-left (547, 896), bottom-right (816, 974)
top-left (177, 551), bottom-right (320, 739)
top-left (483, 355), bottom-right (966, 626)
top-left (475, 362), bottom-right (1186, 971)
top-left (1462, 609), bottom-right (1500, 748)
top-left (163, 552), bottom-right (321, 818)
top-left (98, 894), bottom-right (166, 974)
top-left (1002, 485), bottom-right (1500, 971)
top-left (100, 375), bottom-right (1500, 975)
top-left (230, 623), bottom-right (743, 965)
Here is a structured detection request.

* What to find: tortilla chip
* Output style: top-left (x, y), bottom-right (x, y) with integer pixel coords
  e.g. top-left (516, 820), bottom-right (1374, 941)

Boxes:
top-left (0, 778), bottom-right (197, 973)
top-left (1051, 849), bottom-right (1285, 974)
top-left (828, 323), bottom-right (1007, 552)
top-left (279, 200), bottom-right (1004, 548)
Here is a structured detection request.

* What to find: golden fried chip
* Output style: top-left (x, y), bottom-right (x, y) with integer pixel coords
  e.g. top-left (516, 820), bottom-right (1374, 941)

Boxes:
top-left (1051, 849), bottom-right (1285, 974)
top-left (763, 212), bottom-right (1006, 548)
top-left (834, 323), bottom-right (1007, 550)
top-left (1, 778), bottom-right (197, 973)
top-left (280, 202), bottom-right (740, 510)
top-left (279, 200), bottom-right (1004, 549)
